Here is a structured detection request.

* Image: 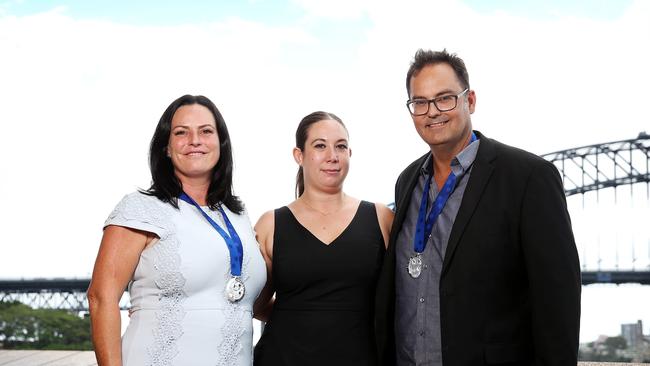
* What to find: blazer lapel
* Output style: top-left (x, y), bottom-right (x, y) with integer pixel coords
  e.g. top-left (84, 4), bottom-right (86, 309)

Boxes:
top-left (442, 131), bottom-right (496, 275)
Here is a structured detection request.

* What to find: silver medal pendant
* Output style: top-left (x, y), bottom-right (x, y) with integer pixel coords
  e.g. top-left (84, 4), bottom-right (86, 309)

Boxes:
top-left (225, 276), bottom-right (245, 302)
top-left (408, 253), bottom-right (423, 278)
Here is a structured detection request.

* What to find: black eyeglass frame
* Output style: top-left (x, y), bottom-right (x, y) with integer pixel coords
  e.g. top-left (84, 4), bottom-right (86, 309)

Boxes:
top-left (406, 88), bottom-right (469, 116)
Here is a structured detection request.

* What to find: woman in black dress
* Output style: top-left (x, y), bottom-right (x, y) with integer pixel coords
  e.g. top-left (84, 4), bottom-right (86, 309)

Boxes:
top-left (253, 111), bottom-right (393, 365)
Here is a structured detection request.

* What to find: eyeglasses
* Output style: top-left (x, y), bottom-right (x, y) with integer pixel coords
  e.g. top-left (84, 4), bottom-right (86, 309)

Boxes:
top-left (406, 88), bottom-right (469, 116)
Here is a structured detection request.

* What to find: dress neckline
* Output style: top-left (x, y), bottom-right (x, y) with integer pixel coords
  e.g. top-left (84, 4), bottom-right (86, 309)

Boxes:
top-left (284, 201), bottom-right (365, 246)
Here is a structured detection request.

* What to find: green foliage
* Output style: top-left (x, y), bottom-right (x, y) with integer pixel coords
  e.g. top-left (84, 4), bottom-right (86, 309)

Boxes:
top-left (579, 336), bottom-right (632, 362)
top-left (0, 301), bottom-right (92, 350)
top-left (604, 336), bottom-right (627, 350)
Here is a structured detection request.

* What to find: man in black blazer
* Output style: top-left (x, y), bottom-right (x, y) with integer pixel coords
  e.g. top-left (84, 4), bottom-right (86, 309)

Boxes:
top-left (375, 49), bottom-right (581, 366)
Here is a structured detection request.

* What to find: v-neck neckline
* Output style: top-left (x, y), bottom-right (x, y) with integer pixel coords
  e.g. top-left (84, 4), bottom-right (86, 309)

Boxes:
top-left (285, 201), bottom-right (363, 246)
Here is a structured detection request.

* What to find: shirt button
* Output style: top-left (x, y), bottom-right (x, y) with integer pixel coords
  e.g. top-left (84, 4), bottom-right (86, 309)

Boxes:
top-left (419, 297), bottom-right (425, 303)
top-left (419, 331), bottom-right (425, 337)
top-left (423, 264), bottom-right (428, 269)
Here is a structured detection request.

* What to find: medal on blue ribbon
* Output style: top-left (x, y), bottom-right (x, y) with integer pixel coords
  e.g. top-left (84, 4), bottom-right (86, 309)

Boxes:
top-left (179, 193), bottom-right (245, 302)
top-left (409, 133), bottom-right (477, 278)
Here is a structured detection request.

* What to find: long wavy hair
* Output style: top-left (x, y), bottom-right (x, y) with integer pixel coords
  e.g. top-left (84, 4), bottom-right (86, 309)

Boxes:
top-left (142, 94), bottom-right (244, 214)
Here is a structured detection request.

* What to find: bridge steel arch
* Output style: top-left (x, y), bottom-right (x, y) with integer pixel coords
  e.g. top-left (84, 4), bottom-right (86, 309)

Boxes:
top-left (540, 132), bottom-right (650, 286)
top-left (541, 132), bottom-right (650, 197)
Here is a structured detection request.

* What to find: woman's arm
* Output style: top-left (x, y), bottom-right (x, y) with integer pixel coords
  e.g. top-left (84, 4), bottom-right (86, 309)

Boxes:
top-left (375, 203), bottom-right (394, 249)
top-left (87, 226), bottom-right (153, 366)
top-left (252, 210), bottom-right (275, 322)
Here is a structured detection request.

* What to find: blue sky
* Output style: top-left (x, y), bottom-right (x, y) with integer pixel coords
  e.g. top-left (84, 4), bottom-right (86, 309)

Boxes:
top-left (2, 0), bottom-right (633, 23)
top-left (1, 0), bottom-right (633, 71)
top-left (463, 0), bottom-right (632, 20)
top-left (0, 0), bottom-right (374, 70)
top-left (1, 0), bottom-right (316, 25)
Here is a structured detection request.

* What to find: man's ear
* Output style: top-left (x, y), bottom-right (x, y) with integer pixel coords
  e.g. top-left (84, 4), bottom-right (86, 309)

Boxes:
top-left (467, 89), bottom-right (476, 114)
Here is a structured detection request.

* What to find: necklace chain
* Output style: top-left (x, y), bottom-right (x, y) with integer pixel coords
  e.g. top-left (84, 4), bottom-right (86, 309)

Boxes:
top-left (301, 197), bottom-right (345, 216)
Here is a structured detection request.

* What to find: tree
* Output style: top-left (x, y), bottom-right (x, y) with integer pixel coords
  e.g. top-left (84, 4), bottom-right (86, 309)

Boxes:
top-left (0, 301), bottom-right (92, 350)
top-left (579, 336), bottom-right (631, 362)
top-left (604, 336), bottom-right (627, 352)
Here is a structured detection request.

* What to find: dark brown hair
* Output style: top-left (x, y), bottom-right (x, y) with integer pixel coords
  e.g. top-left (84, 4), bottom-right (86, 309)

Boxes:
top-left (142, 94), bottom-right (243, 213)
top-left (406, 49), bottom-right (470, 96)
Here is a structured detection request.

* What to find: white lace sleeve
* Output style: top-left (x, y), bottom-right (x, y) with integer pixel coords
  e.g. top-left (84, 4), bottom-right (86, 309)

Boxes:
top-left (104, 192), bottom-right (167, 238)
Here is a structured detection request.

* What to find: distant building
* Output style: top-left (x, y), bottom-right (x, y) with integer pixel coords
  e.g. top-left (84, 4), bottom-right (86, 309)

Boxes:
top-left (621, 320), bottom-right (644, 349)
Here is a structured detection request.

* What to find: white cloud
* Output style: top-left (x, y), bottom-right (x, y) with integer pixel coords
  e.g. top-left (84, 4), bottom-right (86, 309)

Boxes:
top-left (353, 0), bottom-right (650, 153)
top-left (290, 0), bottom-right (373, 20)
top-left (0, 9), bottom-right (320, 279)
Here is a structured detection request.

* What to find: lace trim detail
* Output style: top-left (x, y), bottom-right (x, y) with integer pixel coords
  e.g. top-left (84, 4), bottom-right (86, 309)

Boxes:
top-left (216, 235), bottom-right (252, 365)
top-left (107, 193), bottom-right (186, 366)
top-left (149, 205), bottom-right (186, 366)
top-left (148, 229), bottom-right (186, 366)
top-left (105, 193), bottom-right (165, 236)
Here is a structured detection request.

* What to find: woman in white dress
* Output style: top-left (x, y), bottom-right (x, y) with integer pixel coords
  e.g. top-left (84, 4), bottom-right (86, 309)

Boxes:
top-left (88, 95), bottom-right (266, 366)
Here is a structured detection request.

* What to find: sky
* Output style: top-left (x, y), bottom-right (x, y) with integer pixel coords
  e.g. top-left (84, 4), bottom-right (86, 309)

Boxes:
top-left (0, 0), bottom-right (649, 344)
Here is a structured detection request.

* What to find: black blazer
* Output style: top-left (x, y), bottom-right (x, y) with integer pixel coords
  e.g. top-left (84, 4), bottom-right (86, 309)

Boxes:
top-left (375, 131), bottom-right (581, 366)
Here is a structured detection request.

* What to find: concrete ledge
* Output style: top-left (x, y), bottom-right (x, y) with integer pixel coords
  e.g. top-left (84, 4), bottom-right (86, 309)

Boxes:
top-left (579, 363), bottom-right (649, 366)
top-left (0, 351), bottom-right (647, 365)
top-left (0, 350), bottom-right (97, 365)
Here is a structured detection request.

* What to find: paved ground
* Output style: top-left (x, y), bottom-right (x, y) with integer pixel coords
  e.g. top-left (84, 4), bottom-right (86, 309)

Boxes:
top-left (0, 351), bottom-right (648, 365)
top-left (580, 364), bottom-right (649, 366)
top-left (0, 351), bottom-right (97, 366)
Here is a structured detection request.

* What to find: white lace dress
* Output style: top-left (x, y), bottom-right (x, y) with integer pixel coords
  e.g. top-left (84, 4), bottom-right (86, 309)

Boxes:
top-left (104, 192), bottom-right (266, 366)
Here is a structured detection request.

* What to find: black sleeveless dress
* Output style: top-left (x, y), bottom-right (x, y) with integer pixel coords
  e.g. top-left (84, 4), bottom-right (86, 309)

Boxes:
top-left (254, 201), bottom-right (385, 366)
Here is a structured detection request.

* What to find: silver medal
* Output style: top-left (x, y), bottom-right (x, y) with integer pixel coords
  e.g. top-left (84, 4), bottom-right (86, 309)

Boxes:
top-left (408, 253), bottom-right (423, 278)
top-left (225, 276), bottom-right (245, 302)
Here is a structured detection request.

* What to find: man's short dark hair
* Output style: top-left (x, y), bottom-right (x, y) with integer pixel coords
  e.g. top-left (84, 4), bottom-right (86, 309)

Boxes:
top-left (406, 49), bottom-right (470, 96)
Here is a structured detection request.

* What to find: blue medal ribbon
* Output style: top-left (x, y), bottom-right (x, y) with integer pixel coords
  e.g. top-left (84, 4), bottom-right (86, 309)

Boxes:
top-left (179, 193), bottom-right (243, 277)
top-left (413, 132), bottom-right (477, 254)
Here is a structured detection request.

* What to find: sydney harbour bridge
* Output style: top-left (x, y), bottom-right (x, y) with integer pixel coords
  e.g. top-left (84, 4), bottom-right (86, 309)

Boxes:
top-left (1, 132), bottom-right (649, 311)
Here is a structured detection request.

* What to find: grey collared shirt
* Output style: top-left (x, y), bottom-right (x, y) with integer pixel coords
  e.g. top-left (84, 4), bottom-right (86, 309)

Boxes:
top-left (395, 138), bottom-right (480, 366)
